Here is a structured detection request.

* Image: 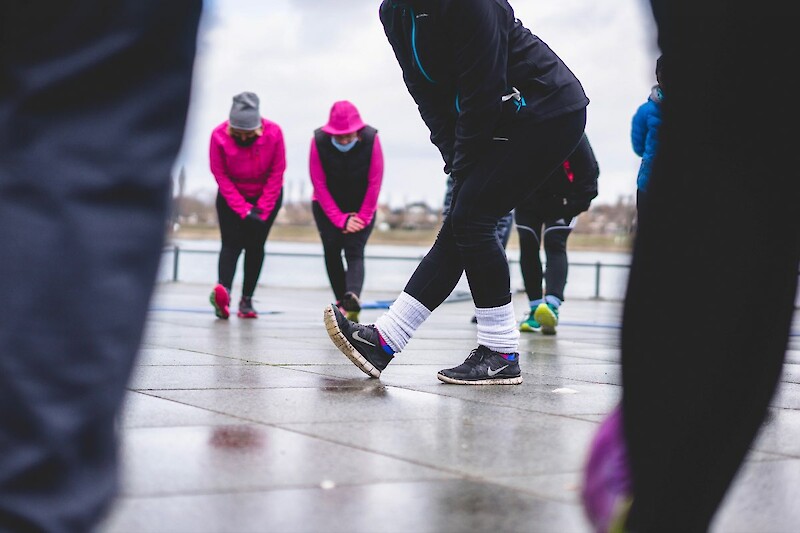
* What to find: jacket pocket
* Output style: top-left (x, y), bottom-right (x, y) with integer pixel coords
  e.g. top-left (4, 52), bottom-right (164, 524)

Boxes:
top-left (492, 96), bottom-right (526, 140)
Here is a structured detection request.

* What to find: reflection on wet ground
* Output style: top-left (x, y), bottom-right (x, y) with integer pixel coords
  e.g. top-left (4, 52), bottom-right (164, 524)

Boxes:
top-left (209, 426), bottom-right (265, 450)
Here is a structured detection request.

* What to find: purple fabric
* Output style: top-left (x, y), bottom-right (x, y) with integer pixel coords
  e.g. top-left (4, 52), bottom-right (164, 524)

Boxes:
top-left (582, 405), bottom-right (632, 532)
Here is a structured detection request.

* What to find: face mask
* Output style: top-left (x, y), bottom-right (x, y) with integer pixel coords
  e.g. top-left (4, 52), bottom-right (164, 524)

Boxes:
top-left (332, 137), bottom-right (358, 152)
top-left (234, 135), bottom-right (258, 147)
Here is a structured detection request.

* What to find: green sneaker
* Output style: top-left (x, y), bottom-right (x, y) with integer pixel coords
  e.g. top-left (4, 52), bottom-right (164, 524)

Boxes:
top-left (534, 302), bottom-right (559, 335)
top-left (519, 308), bottom-right (542, 333)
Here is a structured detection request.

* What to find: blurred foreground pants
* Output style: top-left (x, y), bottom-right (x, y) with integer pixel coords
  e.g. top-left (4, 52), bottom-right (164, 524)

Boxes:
top-left (622, 2), bottom-right (799, 531)
top-left (0, 2), bottom-right (201, 531)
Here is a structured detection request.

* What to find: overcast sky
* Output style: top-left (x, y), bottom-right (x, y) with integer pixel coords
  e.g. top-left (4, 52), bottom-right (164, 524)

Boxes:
top-left (176, 0), bottom-right (659, 208)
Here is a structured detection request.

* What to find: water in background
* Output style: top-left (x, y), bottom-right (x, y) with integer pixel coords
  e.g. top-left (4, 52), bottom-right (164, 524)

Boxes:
top-left (160, 239), bottom-right (633, 301)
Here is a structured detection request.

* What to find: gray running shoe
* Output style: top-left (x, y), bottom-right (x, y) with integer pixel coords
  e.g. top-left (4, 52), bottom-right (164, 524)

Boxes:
top-left (323, 303), bottom-right (393, 378)
top-left (437, 345), bottom-right (522, 385)
top-left (237, 296), bottom-right (257, 318)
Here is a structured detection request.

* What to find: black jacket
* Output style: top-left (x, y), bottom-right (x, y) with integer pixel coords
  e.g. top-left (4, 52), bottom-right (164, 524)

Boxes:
top-left (379, 0), bottom-right (589, 177)
top-left (521, 133), bottom-right (599, 220)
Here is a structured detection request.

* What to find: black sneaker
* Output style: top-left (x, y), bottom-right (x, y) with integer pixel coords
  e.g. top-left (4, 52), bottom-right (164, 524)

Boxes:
top-left (437, 345), bottom-right (522, 385)
top-left (323, 303), bottom-right (393, 378)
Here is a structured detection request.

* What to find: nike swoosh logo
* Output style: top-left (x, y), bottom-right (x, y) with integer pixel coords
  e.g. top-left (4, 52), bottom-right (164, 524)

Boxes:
top-left (352, 330), bottom-right (376, 347)
top-left (487, 365), bottom-right (509, 377)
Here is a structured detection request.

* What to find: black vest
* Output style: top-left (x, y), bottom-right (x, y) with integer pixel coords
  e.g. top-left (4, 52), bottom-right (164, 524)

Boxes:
top-left (313, 126), bottom-right (377, 213)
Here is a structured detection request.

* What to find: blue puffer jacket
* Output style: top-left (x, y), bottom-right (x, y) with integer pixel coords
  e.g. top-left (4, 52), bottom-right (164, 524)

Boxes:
top-left (631, 85), bottom-right (663, 192)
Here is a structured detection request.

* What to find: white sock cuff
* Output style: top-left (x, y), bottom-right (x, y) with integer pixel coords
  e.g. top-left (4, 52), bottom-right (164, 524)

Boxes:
top-left (375, 292), bottom-right (431, 352)
top-left (475, 302), bottom-right (520, 353)
top-left (545, 294), bottom-right (562, 308)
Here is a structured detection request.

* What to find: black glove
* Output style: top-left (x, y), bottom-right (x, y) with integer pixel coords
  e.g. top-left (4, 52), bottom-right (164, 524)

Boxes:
top-left (245, 207), bottom-right (264, 224)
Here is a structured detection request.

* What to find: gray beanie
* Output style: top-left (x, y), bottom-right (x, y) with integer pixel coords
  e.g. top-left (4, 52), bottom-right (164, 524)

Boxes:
top-left (229, 91), bottom-right (261, 130)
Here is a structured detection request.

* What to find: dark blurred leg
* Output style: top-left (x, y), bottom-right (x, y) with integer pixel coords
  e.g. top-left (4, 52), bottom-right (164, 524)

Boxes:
top-left (542, 219), bottom-right (572, 302)
top-left (0, 2), bottom-right (200, 531)
top-left (623, 3), bottom-right (798, 530)
top-left (514, 207), bottom-right (545, 302)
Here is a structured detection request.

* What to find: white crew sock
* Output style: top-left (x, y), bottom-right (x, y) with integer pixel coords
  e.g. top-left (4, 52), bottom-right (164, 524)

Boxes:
top-left (475, 301), bottom-right (520, 353)
top-left (374, 292), bottom-right (431, 353)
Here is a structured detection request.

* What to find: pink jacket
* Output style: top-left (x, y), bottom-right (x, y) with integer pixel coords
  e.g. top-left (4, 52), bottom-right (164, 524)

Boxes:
top-left (209, 118), bottom-right (286, 220)
top-left (308, 134), bottom-right (384, 229)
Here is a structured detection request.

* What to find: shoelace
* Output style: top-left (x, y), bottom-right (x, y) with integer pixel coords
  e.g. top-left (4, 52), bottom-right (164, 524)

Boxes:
top-left (465, 347), bottom-right (488, 365)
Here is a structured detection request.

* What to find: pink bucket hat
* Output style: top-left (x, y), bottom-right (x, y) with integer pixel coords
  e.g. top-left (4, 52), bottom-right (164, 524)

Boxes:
top-left (321, 100), bottom-right (366, 135)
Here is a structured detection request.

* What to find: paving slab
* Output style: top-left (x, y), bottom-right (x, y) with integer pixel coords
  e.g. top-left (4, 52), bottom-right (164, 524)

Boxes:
top-left (99, 281), bottom-right (800, 533)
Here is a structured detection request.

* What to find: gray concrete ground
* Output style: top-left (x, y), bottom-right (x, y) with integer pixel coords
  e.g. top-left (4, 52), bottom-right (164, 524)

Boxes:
top-left (99, 282), bottom-right (800, 533)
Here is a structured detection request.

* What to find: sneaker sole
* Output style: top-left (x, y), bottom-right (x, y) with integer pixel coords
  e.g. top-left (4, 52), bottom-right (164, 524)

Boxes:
top-left (534, 306), bottom-right (557, 335)
top-left (323, 305), bottom-right (381, 378)
top-left (436, 373), bottom-right (523, 385)
top-left (237, 311), bottom-right (257, 319)
top-left (519, 323), bottom-right (541, 333)
top-left (210, 288), bottom-right (229, 319)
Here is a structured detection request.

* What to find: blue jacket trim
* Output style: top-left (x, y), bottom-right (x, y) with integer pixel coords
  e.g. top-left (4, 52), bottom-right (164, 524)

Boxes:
top-left (410, 8), bottom-right (436, 84)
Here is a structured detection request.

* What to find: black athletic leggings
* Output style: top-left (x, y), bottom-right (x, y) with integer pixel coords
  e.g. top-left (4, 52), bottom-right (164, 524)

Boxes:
top-left (312, 201), bottom-right (374, 302)
top-left (404, 109), bottom-right (586, 310)
top-left (216, 191), bottom-right (282, 297)
top-left (513, 207), bottom-right (573, 302)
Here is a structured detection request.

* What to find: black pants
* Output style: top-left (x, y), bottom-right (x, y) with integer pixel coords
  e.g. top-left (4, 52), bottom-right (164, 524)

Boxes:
top-left (405, 109), bottom-right (586, 310)
top-left (312, 202), bottom-right (375, 302)
top-left (443, 173), bottom-right (514, 248)
top-left (514, 208), bottom-right (573, 302)
top-left (623, 2), bottom-right (799, 531)
top-left (0, 2), bottom-right (201, 531)
top-left (216, 191), bottom-right (282, 298)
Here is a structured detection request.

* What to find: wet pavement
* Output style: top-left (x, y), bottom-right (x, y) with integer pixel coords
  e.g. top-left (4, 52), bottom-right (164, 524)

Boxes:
top-left (100, 282), bottom-right (800, 533)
